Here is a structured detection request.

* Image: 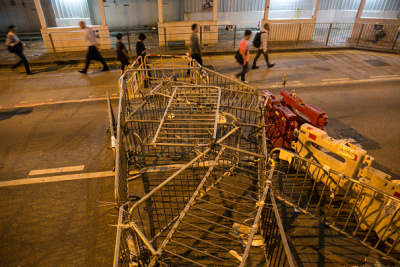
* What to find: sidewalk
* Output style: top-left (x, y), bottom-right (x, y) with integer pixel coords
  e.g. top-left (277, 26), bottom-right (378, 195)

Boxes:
top-left (1, 32), bottom-right (399, 68)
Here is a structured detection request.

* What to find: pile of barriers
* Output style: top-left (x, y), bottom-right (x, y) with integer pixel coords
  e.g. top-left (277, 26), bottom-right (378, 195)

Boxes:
top-left (108, 54), bottom-right (400, 266)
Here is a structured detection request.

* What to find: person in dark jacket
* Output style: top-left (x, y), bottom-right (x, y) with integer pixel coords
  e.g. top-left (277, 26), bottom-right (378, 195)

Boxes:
top-left (136, 33), bottom-right (148, 66)
top-left (136, 33), bottom-right (151, 82)
top-left (116, 33), bottom-right (129, 75)
top-left (5, 25), bottom-right (33, 75)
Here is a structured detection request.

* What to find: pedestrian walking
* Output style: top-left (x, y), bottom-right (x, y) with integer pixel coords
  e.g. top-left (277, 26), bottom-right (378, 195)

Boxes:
top-left (232, 30), bottom-right (252, 84)
top-left (187, 23), bottom-right (204, 75)
top-left (116, 33), bottom-right (129, 75)
top-left (78, 21), bottom-right (109, 74)
top-left (5, 25), bottom-right (33, 75)
top-left (136, 33), bottom-right (149, 66)
top-left (136, 33), bottom-right (152, 86)
top-left (252, 23), bottom-right (275, 69)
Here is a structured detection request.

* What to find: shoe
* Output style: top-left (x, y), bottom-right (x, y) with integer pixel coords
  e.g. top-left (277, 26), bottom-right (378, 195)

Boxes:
top-left (242, 80), bottom-right (249, 84)
top-left (100, 68), bottom-right (109, 72)
top-left (26, 71), bottom-right (35, 75)
top-left (252, 66), bottom-right (259, 69)
top-left (268, 63), bottom-right (275, 68)
top-left (78, 70), bottom-right (87, 74)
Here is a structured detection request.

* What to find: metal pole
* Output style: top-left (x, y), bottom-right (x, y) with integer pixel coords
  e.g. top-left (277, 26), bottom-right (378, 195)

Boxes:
top-left (126, 28), bottom-right (131, 54)
top-left (357, 23), bottom-right (364, 46)
top-left (200, 25), bottom-right (203, 45)
top-left (325, 23), bottom-right (333, 45)
top-left (164, 27), bottom-right (168, 51)
top-left (233, 25), bottom-right (237, 48)
top-left (392, 30), bottom-right (400, 50)
top-left (296, 23), bottom-right (302, 46)
top-left (48, 33), bottom-right (57, 57)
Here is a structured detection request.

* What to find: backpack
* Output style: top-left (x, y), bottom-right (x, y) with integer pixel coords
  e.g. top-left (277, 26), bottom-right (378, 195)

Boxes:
top-left (252, 31), bottom-right (265, 48)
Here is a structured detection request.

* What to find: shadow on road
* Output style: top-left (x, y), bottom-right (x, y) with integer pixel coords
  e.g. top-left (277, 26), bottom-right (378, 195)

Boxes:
top-left (0, 108), bottom-right (33, 121)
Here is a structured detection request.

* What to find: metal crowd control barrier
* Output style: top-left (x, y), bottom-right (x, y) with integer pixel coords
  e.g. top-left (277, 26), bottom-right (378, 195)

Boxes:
top-left (115, 147), bottom-right (296, 266)
top-left (114, 75), bottom-right (129, 205)
top-left (112, 56), bottom-right (297, 266)
top-left (269, 148), bottom-right (400, 264)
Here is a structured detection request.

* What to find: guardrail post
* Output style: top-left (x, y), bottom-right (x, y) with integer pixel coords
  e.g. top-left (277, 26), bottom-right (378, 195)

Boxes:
top-left (126, 28), bottom-right (131, 54)
top-left (48, 33), bottom-right (57, 57)
top-left (392, 29), bottom-right (400, 50)
top-left (325, 23), bottom-right (333, 45)
top-left (164, 27), bottom-right (168, 51)
top-left (296, 24), bottom-right (302, 46)
top-left (357, 23), bottom-right (364, 46)
top-left (233, 25), bottom-right (237, 48)
top-left (200, 25), bottom-right (203, 45)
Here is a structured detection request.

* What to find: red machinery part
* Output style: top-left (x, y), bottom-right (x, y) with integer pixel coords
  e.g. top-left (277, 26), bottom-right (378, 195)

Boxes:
top-left (262, 91), bottom-right (298, 149)
top-left (280, 90), bottom-right (328, 129)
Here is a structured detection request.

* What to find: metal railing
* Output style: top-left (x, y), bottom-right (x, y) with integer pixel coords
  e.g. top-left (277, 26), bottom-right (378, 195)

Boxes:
top-left (269, 22), bottom-right (400, 49)
top-left (269, 148), bottom-right (400, 264)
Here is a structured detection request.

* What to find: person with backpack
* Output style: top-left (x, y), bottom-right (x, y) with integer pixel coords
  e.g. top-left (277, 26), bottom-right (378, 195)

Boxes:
top-left (252, 23), bottom-right (275, 69)
top-left (231, 29), bottom-right (252, 84)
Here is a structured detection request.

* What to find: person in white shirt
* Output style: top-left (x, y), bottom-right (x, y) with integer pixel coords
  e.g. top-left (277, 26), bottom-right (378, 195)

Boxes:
top-left (252, 23), bottom-right (275, 69)
top-left (5, 25), bottom-right (33, 75)
top-left (78, 21), bottom-right (109, 74)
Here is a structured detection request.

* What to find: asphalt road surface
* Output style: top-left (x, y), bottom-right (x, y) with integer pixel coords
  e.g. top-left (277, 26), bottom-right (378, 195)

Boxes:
top-left (0, 49), bottom-right (399, 266)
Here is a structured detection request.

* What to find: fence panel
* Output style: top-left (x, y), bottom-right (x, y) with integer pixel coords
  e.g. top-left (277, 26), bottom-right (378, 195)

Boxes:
top-left (358, 23), bottom-right (400, 48)
top-left (114, 79), bottom-right (128, 205)
top-left (269, 148), bottom-right (400, 264)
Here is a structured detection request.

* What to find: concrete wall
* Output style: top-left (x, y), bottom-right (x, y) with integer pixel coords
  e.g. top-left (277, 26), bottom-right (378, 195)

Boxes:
top-left (99, 0), bottom-right (159, 29)
top-left (316, 10), bottom-right (358, 23)
top-left (158, 20), bottom-right (218, 46)
top-left (55, 18), bottom-right (91, 28)
top-left (0, 0), bottom-right (42, 33)
top-left (185, 11), bottom-right (264, 29)
top-left (268, 10), bottom-right (315, 20)
top-left (354, 18), bottom-right (400, 26)
top-left (361, 11), bottom-right (400, 20)
top-left (41, 25), bottom-right (111, 53)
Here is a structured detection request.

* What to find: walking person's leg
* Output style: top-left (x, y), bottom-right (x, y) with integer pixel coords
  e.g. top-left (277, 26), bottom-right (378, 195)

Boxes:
top-left (262, 51), bottom-right (275, 68)
top-left (12, 57), bottom-right (23, 69)
top-left (241, 62), bottom-right (248, 82)
top-left (196, 54), bottom-right (203, 66)
top-left (237, 62), bottom-right (248, 82)
top-left (252, 49), bottom-right (262, 69)
top-left (79, 47), bottom-right (92, 74)
top-left (97, 50), bottom-right (109, 71)
top-left (15, 51), bottom-right (31, 74)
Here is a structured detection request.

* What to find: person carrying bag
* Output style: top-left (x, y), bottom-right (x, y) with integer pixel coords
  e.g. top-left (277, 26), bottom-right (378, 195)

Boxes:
top-left (5, 25), bottom-right (33, 75)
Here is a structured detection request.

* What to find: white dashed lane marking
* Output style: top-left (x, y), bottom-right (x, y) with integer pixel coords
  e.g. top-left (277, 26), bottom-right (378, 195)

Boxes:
top-left (29, 165), bottom-right (85, 176)
top-left (0, 171), bottom-right (114, 188)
